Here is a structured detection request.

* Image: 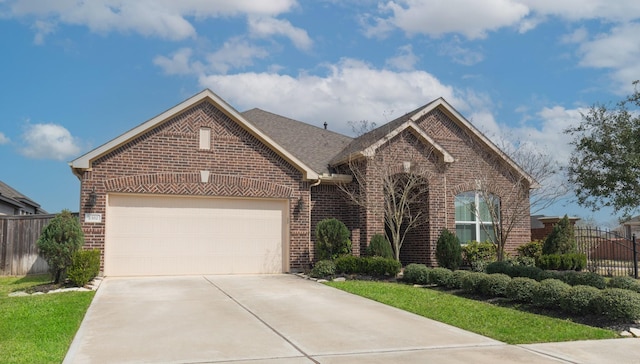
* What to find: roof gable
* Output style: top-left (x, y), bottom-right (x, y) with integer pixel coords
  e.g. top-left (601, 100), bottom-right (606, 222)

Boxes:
top-left (330, 98), bottom-right (538, 188)
top-left (70, 89), bottom-right (320, 180)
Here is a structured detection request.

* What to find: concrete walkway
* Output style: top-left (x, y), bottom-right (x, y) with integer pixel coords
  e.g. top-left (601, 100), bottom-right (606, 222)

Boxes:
top-left (64, 275), bottom-right (640, 364)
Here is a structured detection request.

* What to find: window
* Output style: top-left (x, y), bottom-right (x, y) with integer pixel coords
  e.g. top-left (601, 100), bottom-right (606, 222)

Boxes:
top-left (199, 127), bottom-right (211, 150)
top-left (455, 191), bottom-right (499, 244)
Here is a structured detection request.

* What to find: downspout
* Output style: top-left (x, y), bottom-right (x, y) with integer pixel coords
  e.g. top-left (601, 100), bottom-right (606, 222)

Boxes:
top-left (309, 178), bottom-right (321, 265)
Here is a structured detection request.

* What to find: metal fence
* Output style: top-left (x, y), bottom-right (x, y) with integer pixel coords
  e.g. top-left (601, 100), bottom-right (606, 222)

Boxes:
top-left (574, 227), bottom-right (638, 278)
top-left (0, 214), bottom-right (54, 276)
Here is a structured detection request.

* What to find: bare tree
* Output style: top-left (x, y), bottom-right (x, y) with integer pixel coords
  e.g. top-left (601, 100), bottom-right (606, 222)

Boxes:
top-left (337, 122), bottom-right (442, 261)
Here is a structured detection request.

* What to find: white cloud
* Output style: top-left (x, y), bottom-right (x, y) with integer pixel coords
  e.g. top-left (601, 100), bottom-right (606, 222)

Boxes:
top-left (6, 0), bottom-right (299, 42)
top-left (206, 38), bottom-right (269, 74)
top-left (560, 27), bottom-right (588, 44)
top-left (522, 0), bottom-right (640, 22)
top-left (153, 48), bottom-right (202, 75)
top-left (385, 44), bottom-right (418, 71)
top-left (20, 123), bottom-right (81, 160)
top-left (366, 0), bottom-right (529, 39)
top-left (576, 22), bottom-right (640, 93)
top-left (438, 38), bottom-right (484, 66)
top-left (198, 58), bottom-right (468, 135)
top-left (248, 16), bottom-right (312, 50)
top-left (0, 132), bottom-right (9, 144)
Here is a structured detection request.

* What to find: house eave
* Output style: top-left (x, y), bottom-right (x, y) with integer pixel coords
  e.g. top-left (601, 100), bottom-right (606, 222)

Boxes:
top-left (69, 89), bottom-right (319, 181)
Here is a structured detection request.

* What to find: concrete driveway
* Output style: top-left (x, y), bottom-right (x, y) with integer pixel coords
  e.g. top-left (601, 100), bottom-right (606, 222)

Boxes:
top-left (64, 275), bottom-right (640, 364)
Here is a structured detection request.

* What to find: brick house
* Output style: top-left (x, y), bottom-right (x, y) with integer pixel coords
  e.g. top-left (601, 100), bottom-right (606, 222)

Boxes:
top-left (70, 89), bottom-right (535, 276)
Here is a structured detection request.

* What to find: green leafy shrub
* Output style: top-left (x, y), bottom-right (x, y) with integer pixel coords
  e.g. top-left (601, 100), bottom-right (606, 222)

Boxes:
top-left (479, 273), bottom-right (511, 297)
top-left (537, 253), bottom-right (586, 271)
top-left (509, 265), bottom-right (543, 280)
top-left (403, 263), bottom-right (431, 285)
top-left (485, 261), bottom-right (513, 275)
top-left (309, 260), bottom-right (336, 278)
top-left (315, 218), bottom-right (351, 260)
top-left (537, 269), bottom-right (565, 281)
top-left (366, 234), bottom-right (394, 259)
top-left (436, 228), bottom-right (462, 270)
top-left (608, 276), bottom-right (640, 293)
top-left (461, 272), bottom-right (488, 294)
top-left (564, 271), bottom-right (606, 289)
top-left (462, 241), bottom-right (497, 272)
top-left (334, 255), bottom-right (362, 274)
top-left (514, 256), bottom-right (536, 267)
top-left (537, 254), bottom-right (561, 270)
top-left (445, 270), bottom-right (472, 289)
top-left (429, 267), bottom-right (453, 286)
top-left (598, 288), bottom-right (640, 321)
top-left (66, 249), bottom-right (100, 287)
top-left (560, 285), bottom-right (601, 315)
top-left (542, 215), bottom-right (577, 255)
top-left (533, 279), bottom-right (571, 308)
top-left (516, 240), bottom-right (543, 260)
top-left (506, 277), bottom-right (540, 303)
top-left (37, 209), bottom-right (85, 283)
top-left (364, 256), bottom-right (401, 276)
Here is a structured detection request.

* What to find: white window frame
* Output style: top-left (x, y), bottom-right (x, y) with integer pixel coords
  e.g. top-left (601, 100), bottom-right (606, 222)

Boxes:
top-left (199, 127), bottom-right (211, 150)
top-left (455, 191), bottom-right (498, 243)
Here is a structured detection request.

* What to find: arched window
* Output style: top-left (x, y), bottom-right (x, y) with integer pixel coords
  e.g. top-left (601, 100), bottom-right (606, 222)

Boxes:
top-left (454, 191), bottom-right (499, 244)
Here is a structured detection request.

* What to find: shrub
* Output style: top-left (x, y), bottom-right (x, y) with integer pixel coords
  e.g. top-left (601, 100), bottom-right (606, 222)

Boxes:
top-left (564, 271), bottom-right (606, 289)
top-left (598, 288), bottom-right (640, 321)
top-left (560, 285), bottom-right (601, 315)
top-left (537, 254), bottom-right (561, 270)
top-left (366, 234), bottom-right (394, 259)
top-left (445, 270), bottom-right (472, 289)
top-left (309, 260), bottom-right (336, 278)
top-left (462, 241), bottom-right (497, 272)
top-left (37, 209), bottom-right (85, 284)
top-left (364, 257), bottom-right (401, 277)
top-left (403, 264), bottom-right (431, 285)
top-left (537, 269), bottom-right (565, 281)
top-left (429, 267), bottom-right (453, 286)
top-left (516, 240), bottom-right (543, 260)
top-left (435, 228), bottom-right (462, 270)
top-left (461, 272), bottom-right (488, 294)
top-left (479, 273), bottom-right (512, 297)
top-left (485, 261), bottom-right (513, 275)
top-left (514, 256), bottom-right (536, 267)
top-left (315, 218), bottom-right (351, 260)
top-left (533, 279), bottom-right (571, 308)
top-left (67, 249), bottom-right (100, 287)
top-left (542, 215), bottom-right (577, 255)
top-left (506, 277), bottom-right (540, 303)
top-left (608, 276), bottom-right (640, 293)
top-left (334, 255), bottom-right (362, 274)
top-left (509, 265), bottom-right (543, 280)
top-left (538, 253), bottom-right (586, 271)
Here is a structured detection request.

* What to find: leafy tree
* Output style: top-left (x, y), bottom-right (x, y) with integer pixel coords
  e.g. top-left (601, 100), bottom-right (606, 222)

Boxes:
top-left (435, 228), bottom-right (462, 270)
top-left (366, 234), bottom-right (394, 259)
top-left (542, 215), bottom-right (577, 255)
top-left (37, 210), bottom-right (85, 283)
top-left (315, 218), bottom-right (351, 260)
top-left (565, 81), bottom-right (640, 218)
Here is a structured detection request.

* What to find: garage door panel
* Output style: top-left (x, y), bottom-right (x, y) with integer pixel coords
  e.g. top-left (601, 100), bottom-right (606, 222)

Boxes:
top-left (105, 194), bottom-right (287, 276)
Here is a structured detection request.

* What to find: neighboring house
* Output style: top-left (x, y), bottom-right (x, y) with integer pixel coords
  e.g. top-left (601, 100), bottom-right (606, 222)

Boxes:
top-left (0, 180), bottom-right (47, 215)
top-left (69, 89), bottom-right (535, 276)
top-left (531, 215), bottom-right (581, 241)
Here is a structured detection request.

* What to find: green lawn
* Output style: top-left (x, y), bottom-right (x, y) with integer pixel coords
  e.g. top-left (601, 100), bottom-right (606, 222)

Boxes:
top-left (0, 275), bottom-right (95, 364)
top-left (326, 280), bottom-right (618, 344)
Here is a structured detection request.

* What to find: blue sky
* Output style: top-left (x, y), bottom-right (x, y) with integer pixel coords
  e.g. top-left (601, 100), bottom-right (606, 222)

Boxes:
top-left (1, 0), bottom-right (639, 226)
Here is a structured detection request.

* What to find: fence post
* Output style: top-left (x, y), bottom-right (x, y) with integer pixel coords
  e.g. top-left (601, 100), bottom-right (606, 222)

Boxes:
top-left (634, 234), bottom-right (638, 279)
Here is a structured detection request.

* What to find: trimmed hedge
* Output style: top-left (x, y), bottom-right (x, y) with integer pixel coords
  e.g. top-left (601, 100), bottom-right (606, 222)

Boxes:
top-left (446, 270), bottom-right (473, 289)
top-left (429, 267), bottom-right (453, 286)
top-left (479, 273), bottom-right (511, 297)
top-left (563, 271), bottom-right (606, 289)
top-left (537, 253), bottom-right (586, 271)
top-left (506, 277), bottom-right (539, 303)
top-left (461, 272), bottom-right (489, 294)
top-left (333, 256), bottom-right (401, 277)
top-left (462, 241), bottom-right (497, 272)
top-left (403, 263), bottom-right (431, 285)
top-left (533, 279), bottom-right (571, 308)
top-left (599, 288), bottom-right (640, 321)
top-left (560, 285), bottom-right (601, 315)
top-left (608, 276), bottom-right (640, 293)
top-left (67, 249), bottom-right (100, 287)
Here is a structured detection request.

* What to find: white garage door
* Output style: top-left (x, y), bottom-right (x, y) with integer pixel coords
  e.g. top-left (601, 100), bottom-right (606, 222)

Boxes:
top-left (105, 194), bottom-right (288, 276)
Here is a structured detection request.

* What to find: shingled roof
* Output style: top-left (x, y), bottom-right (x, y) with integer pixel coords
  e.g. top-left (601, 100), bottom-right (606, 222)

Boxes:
top-left (241, 108), bottom-right (353, 175)
top-left (0, 180), bottom-right (47, 214)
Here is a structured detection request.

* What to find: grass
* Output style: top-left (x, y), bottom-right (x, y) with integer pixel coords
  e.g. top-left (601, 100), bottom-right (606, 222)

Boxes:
top-left (0, 275), bottom-right (95, 364)
top-left (326, 280), bottom-right (618, 344)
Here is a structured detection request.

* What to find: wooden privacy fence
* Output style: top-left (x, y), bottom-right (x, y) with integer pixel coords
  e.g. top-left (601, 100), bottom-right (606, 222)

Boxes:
top-left (0, 214), bottom-right (54, 276)
top-left (575, 227), bottom-right (638, 278)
